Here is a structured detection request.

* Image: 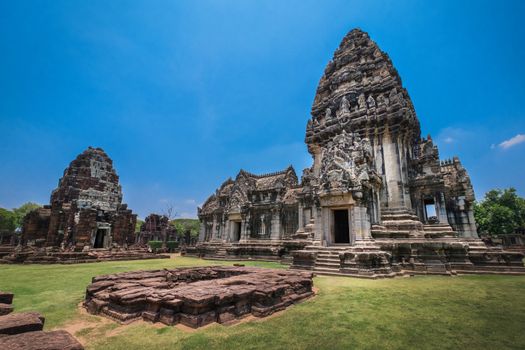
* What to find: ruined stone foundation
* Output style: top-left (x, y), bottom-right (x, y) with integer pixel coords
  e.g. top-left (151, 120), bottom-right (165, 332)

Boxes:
top-left (84, 266), bottom-right (314, 328)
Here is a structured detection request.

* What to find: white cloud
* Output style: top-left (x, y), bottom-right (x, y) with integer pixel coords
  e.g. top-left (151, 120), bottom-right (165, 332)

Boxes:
top-left (499, 134), bottom-right (525, 150)
top-left (435, 127), bottom-right (471, 146)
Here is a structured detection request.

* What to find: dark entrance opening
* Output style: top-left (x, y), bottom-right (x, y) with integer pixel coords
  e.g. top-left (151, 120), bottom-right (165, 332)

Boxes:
top-left (333, 209), bottom-right (350, 243)
top-left (94, 229), bottom-right (106, 248)
top-left (233, 221), bottom-right (241, 241)
top-left (424, 198), bottom-right (437, 224)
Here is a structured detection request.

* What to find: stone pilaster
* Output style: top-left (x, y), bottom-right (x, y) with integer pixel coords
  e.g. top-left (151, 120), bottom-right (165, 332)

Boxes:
top-left (352, 205), bottom-right (371, 241)
top-left (270, 209), bottom-right (281, 240)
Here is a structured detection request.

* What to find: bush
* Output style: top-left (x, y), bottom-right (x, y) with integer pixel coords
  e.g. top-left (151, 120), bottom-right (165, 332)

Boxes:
top-left (166, 241), bottom-right (179, 251)
top-left (148, 240), bottom-right (162, 252)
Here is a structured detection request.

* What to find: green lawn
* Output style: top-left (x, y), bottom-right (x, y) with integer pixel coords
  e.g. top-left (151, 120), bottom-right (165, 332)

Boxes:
top-left (1, 257), bottom-right (524, 350)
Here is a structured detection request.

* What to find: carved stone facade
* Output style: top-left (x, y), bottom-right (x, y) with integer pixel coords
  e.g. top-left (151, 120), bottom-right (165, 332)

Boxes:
top-left (193, 29), bottom-right (524, 276)
top-left (21, 147), bottom-right (136, 250)
top-left (198, 167), bottom-right (300, 250)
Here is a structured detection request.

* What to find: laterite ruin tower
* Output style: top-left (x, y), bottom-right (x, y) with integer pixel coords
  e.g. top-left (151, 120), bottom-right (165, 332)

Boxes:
top-left (22, 147), bottom-right (136, 249)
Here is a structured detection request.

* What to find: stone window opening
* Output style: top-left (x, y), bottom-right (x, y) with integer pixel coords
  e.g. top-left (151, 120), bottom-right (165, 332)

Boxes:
top-left (424, 198), bottom-right (438, 224)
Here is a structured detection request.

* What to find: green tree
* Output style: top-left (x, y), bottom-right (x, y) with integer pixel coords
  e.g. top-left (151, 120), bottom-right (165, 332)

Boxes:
top-left (171, 219), bottom-right (200, 239)
top-left (12, 202), bottom-right (41, 228)
top-left (474, 188), bottom-right (525, 235)
top-left (0, 208), bottom-right (17, 232)
top-left (135, 219), bottom-right (144, 233)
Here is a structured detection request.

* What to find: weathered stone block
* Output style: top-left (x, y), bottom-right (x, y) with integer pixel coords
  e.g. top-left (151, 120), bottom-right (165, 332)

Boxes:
top-left (0, 304), bottom-right (14, 316)
top-left (0, 312), bottom-right (44, 335)
top-left (0, 330), bottom-right (84, 350)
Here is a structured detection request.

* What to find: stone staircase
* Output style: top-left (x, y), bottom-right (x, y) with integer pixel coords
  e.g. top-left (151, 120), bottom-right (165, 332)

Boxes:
top-left (309, 247), bottom-right (343, 275)
top-left (423, 223), bottom-right (455, 238)
top-left (372, 207), bottom-right (425, 238)
top-left (302, 244), bottom-right (396, 277)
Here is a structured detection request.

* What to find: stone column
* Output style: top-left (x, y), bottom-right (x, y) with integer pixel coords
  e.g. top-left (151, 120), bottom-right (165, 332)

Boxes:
top-left (437, 193), bottom-right (448, 224)
top-left (198, 221), bottom-right (206, 241)
top-left (314, 207), bottom-right (323, 242)
top-left (241, 213), bottom-right (250, 241)
top-left (322, 207), bottom-right (331, 245)
top-left (297, 202), bottom-right (304, 231)
top-left (352, 205), bottom-right (371, 242)
top-left (381, 129), bottom-right (404, 207)
top-left (225, 220), bottom-right (231, 242)
top-left (466, 210), bottom-right (478, 238)
top-left (240, 220), bottom-right (247, 241)
top-left (211, 216), bottom-right (217, 241)
top-left (270, 209), bottom-right (281, 240)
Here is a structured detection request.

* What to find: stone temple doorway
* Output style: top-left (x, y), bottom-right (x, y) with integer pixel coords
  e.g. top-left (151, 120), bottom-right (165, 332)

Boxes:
top-left (232, 221), bottom-right (241, 241)
top-left (333, 209), bottom-right (350, 243)
top-left (94, 229), bottom-right (108, 248)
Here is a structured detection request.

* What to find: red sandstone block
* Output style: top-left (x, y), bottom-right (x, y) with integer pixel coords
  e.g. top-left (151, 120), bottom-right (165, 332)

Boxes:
top-left (0, 330), bottom-right (84, 350)
top-left (0, 312), bottom-right (45, 335)
top-left (179, 310), bottom-right (216, 328)
top-left (0, 303), bottom-right (14, 316)
top-left (142, 311), bottom-right (159, 323)
top-left (158, 308), bottom-right (180, 326)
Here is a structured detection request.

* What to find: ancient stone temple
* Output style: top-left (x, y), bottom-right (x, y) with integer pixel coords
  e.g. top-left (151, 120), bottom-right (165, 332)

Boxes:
top-left (137, 213), bottom-right (177, 245)
top-left (21, 147), bottom-right (136, 249)
top-left (193, 29), bottom-right (525, 276)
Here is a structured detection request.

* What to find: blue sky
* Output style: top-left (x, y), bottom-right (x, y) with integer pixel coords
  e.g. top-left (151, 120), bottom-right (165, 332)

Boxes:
top-left (1, 0), bottom-right (524, 219)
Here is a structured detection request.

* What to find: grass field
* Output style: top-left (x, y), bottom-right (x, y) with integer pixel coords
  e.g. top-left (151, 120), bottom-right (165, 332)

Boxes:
top-left (1, 256), bottom-right (524, 350)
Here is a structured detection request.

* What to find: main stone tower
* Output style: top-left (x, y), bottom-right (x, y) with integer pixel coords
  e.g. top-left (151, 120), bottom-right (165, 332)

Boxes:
top-left (193, 28), bottom-right (524, 276)
top-left (303, 28), bottom-right (477, 241)
top-left (307, 28), bottom-right (420, 210)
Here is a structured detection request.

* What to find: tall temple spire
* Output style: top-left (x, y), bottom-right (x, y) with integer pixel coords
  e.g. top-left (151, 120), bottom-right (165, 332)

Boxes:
top-left (307, 28), bottom-right (419, 146)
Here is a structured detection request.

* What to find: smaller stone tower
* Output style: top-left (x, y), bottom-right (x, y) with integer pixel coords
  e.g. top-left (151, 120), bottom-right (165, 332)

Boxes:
top-left (22, 147), bottom-right (136, 249)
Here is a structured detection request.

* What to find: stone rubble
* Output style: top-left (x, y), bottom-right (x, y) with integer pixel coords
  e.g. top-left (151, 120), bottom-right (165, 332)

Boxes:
top-left (1, 246), bottom-right (168, 264)
top-left (84, 266), bottom-right (314, 328)
top-left (0, 291), bottom-right (83, 350)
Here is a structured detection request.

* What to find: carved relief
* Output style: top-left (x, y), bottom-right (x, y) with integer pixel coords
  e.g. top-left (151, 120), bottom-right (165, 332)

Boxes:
top-left (318, 130), bottom-right (376, 193)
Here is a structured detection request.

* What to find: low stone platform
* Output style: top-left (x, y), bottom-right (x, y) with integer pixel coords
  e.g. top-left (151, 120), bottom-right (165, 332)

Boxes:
top-left (84, 266), bottom-right (314, 328)
top-left (0, 245), bottom-right (15, 259)
top-left (184, 239), bottom-right (310, 264)
top-left (291, 238), bottom-right (525, 278)
top-left (1, 247), bottom-right (169, 264)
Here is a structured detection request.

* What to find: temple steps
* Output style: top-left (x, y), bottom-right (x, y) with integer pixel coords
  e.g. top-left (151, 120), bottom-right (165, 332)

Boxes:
top-left (311, 268), bottom-right (398, 279)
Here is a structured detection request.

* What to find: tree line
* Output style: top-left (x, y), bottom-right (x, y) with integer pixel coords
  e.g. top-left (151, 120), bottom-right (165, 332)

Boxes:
top-left (474, 188), bottom-right (525, 236)
top-left (0, 202), bottom-right (41, 234)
